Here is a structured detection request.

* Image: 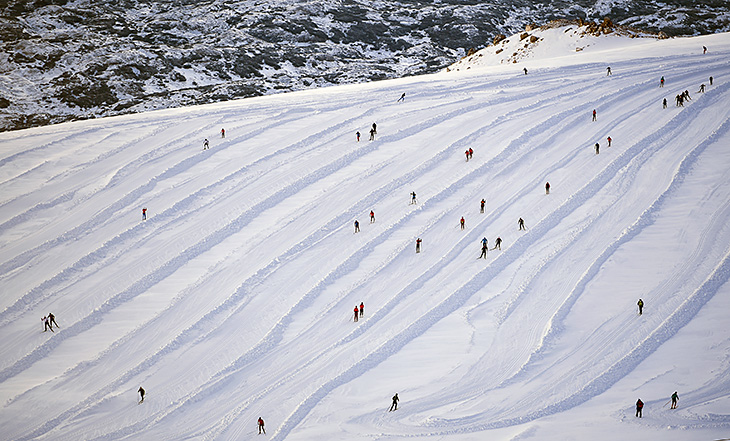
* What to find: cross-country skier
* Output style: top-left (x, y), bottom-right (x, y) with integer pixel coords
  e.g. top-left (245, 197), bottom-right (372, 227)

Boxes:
top-left (468, 148), bottom-right (473, 160)
top-left (372, 122), bottom-right (377, 134)
top-left (545, 182), bottom-right (550, 194)
top-left (523, 67), bottom-right (528, 75)
top-left (671, 391), bottom-right (679, 409)
top-left (410, 192), bottom-right (417, 204)
top-left (370, 211), bottom-right (375, 223)
top-left (416, 238), bottom-right (422, 253)
top-left (606, 66), bottom-right (612, 76)
top-left (663, 98), bottom-right (667, 109)
top-left (660, 76), bottom-right (664, 87)
top-left (460, 217), bottom-right (465, 230)
top-left (48, 312), bottom-right (59, 329)
top-left (142, 207), bottom-right (147, 220)
top-left (359, 302), bottom-right (364, 318)
top-left (203, 139), bottom-right (209, 150)
top-left (398, 93), bottom-right (406, 102)
top-left (479, 242), bottom-right (488, 259)
top-left (710, 76), bottom-right (713, 86)
top-left (636, 398), bottom-right (643, 417)
top-left (138, 387), bottom-right (145, 403)
top-left (518, 217), bottom-right (526, 230)
top-left (595, 143), bottom-right (600, 154)
top-left (494, 237), bottom-right (502, 250)
top-left (465, 149), bottom-right (470, 162)
top-left (592, 109), bottom-right (597, 121)
top-left (354, 306), bottom-right (359, 322)
top-left (703, 45), bottom-right (707, 54)
top-left (221, 128), bottom-right (225, 138)
top-left (480, 199), bottom-right (486, 213)
top-left (637, 298), bottom-right (644, 315)
top-left (607, 136), bottom-right (612, 147)
top-left (354, 220), bottom-right (360, 233)
top-left (41, 316), bottom-right (54, 332)
top-left (369, 127), bottom-right (376, 141)
top-left (699, 84), bottom-right (705, 93)
top-left (258, 417), bottom-right (265, 434)
top-left (389, 393), bottom-right (399, 411)
top-left (356, 131), bottom-right (360, 142)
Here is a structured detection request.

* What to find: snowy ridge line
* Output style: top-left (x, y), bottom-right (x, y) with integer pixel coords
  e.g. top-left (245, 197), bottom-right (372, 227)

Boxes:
top-left (74, 74), bottom-right (600, 439)
top-left (268, 76), bottom-right (730, 440)
top-left (499, 87), bottom-right (730, 390)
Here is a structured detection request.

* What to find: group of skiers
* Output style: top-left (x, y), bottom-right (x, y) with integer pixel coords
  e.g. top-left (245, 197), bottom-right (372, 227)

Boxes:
top-left (353, 302), bottom-right (364, 321)
top-left (41, 313), bottom-right (59, 332)
top-left (353, 211), bottom-right (376, 233)
top-left (202, 128), bottom-right (226, 150)
top-left (635, 391), bottom-right (680, 417)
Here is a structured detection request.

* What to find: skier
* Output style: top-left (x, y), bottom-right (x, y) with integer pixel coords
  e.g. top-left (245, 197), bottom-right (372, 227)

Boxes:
top-left (637, 298), bottom-right (644, 315)
top-left (138, 387), bottom-right (145, 403)
top-left (479, 242), bottom-right (488, 259)
top-left (480, 199), bottom-right (486, 213)
top-left (493, 237), bottom-right (502, 250)
top-left (595, 142), bottom-right (600, 155)
top-left (48, 312), bottom-right (59, 329)
top-left (699, 84), bottom-right (705, 93)
top-left (356, 131), bottom-right (360, 142)
top-left (410, 192), bottom-right (417, 205)
top-left (671, 391), bottom-right (679, 409)
top-left (354, 220), bottom-right (360, 233)
top-left (465, 149), bottom-right (470, 162)
top-left (481, 237), bottom-right (488, 247)
top-left (660, 76), bottom-right (664, 87)
top-left (359, 302), bottom-right (364, 318)
top-left (683, 90), bottom-right (691, 100)
top-left (369, 127), bottom-right (376, 141)
top-left (607, 136), bottom-right (612, 147)
top-left (545, 182), bottom-right (550, 194)
top-left (663, 98), bottom-right (667, 109)
top-left (592, 109), bottom-right (597, 122)
top-left (203, 139), bottom-right (209, 150)
top-left (710, 76), bottom-right (713, 86)
top-left (523, 67), bottom-right (528, 75)
top-left (416, 238), bottom-right (422, 253)
top-left (518, 217), bottom-right (526, 230)
top-left (41, 316), bottom-right (54, 332)
top-left (220, 128), bottom-right (225, 138)
top-left (258, 417), bottom-right (265, 434)
top-left (142, 207), bottom-right (147, 220)
top-left (354, 306), bottom-right (359, 322)
top-left (606, 66), bottom-right (612, 76)
top-left (460, 217), bottom-right (465, 230)
top-left (389, 393), bottom-right (399, 411)
top-left (397, 92), bottom-right (406, 102)
top-left (372, 122), bottom-right (377, 134)
top-left (703, 45), bottom-right (707, 54)
top-left (370, 210), bottom-right (375, 223)
top-left (636, 398), bottom-right (644, 417)
top-left (468, 148), bottom-right (473, 160)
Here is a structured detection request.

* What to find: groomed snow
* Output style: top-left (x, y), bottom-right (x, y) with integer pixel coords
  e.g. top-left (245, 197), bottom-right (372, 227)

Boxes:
top-left (1, 29), bottom-right (729, 441)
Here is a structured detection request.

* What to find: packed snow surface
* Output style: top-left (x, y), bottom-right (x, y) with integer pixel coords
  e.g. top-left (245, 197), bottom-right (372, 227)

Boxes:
top-left (1, 29), bottom-right (730, 441)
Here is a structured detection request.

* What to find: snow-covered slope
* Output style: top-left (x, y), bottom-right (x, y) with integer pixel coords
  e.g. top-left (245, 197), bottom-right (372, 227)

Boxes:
top-left (1, 29), bottom-right (729, 441)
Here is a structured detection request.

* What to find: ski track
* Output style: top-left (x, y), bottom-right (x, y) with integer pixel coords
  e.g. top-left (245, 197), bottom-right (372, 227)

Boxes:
top-left (2, 49), bottom-right (729, 440)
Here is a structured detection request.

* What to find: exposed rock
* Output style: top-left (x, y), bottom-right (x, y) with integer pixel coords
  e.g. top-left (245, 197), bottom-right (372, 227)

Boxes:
top-left (493, 34), bottom-right (506, 45)
top-left (530, 35), bottom-right (539, 43)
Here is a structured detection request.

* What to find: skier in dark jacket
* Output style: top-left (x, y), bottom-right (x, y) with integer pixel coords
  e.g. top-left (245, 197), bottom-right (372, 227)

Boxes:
top-left (460, 217), bottom-right (465, 230)
top-left (356, 131), bottom-right (360, 142)
top-left (545, 182), bottom-right (551, 194)
top-left (258, 417), bottom-right (265, 434)
top-left (138, 387), bottom-right (145, 403)
top-left (389, 393), bottom-right (399, 411)
top-left (370, 210), bottom-right (375, 223)
top-left (359, 302), bottom-right (364, 318)
top-left (480, 199), bottom-right (486, 213)
top-left (48, 312), bottom-right (59, 329)
top-left (203, 139), bottom-right (209, 150)
top-left (354, 306), bottom-right (359, 322)
top-left (479, 242), bottom-right (488, 259)
top-left (142, 207), bottom-right (147, 220)
top-left (398, 93), bottom-right (406, 102)
top-left (671, 391), bottom-right (679, 409)
top-left (494, 237), bottom-right (502, 250)
top-left (410, 192), bottom-right (417, 205)
top-left (637, 298), bottom-right (644, 315)
top-left (518, 217), bottom-right (526, 230)
top-left (354, 220), bottom-right (360, 233)
top-left (663, 98), bottom-right (667, 109)
top-left (636, 399), bottom-right (643, 417)
top-left (416, 238), bottom-right (422, 253)
top-left (42, 316), bottom-right (54, 332)
top-left (595, 143), bottom-right (600, 154)
top-left (592, 109), bottom-right (597, 121)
